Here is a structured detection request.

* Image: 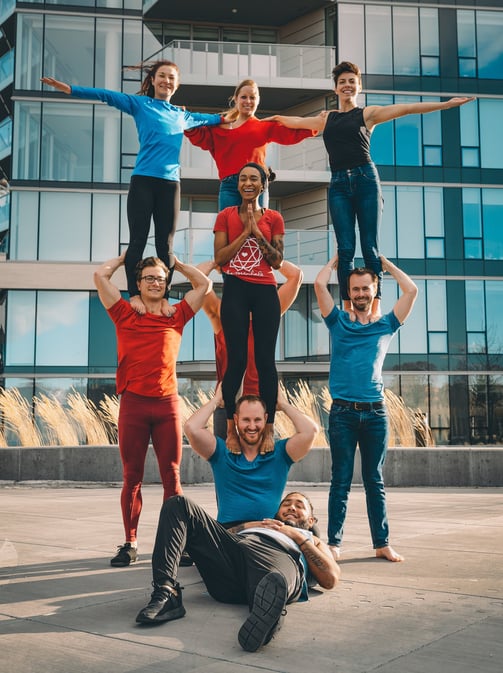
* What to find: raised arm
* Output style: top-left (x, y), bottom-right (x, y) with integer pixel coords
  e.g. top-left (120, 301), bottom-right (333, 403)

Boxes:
top-left (279, 390), bottom-right (319, 462)
top-left (314, 256), bottom-right (337, 317)
top-left (278, 260), bottom-right (303, 314)
top-left (365, 96), bottom-right (475, 129)
top-left (40, 76), bottom-right (71, 95)
top-left (380, 255), bottom-right (418, 324)
top-left (183, 387), bottom-right (221, 460)
top-left (93, 253), bottom-right (125, 309)
top-left (175, 258), bottom-right (212, 313)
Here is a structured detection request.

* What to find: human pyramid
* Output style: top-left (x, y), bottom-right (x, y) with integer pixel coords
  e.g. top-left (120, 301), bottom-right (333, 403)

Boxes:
top-left (41, 60), bottom-right (474, 651)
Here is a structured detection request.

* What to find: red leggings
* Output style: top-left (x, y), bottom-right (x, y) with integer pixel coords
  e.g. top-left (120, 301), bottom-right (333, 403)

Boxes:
top-left (117, 391), bottom-right (183, 542)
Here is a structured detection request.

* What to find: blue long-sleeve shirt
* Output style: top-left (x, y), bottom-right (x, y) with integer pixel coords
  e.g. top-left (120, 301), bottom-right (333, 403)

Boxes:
top-left (71, 86), bottom-right (222, 181)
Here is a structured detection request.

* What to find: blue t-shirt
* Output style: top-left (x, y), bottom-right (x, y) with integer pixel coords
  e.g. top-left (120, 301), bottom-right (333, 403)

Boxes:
top-left (324, 307), bottom-right (401, 401)
top-left (71, 86), bottom-right (222, 181)
top-left (208, 437), bottom-right (294, 524)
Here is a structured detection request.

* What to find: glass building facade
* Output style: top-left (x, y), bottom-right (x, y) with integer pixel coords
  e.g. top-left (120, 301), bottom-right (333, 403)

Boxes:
top-left (0, 0), bottom-right (502, 444)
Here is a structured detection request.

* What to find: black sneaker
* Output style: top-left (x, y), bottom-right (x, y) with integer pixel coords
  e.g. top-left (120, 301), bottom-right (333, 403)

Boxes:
top-left (136, 582), bottom-right (186, 624)
top-left (238, 572), bottom-right (288, 652)
top-left (110, 543), bottom-right (137, 567)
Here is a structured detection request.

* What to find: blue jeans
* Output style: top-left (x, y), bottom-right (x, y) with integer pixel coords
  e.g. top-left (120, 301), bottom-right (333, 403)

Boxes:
top-left (219, 174), bottom-right (269, 211)
top-left (328, 162), bottom-right (383, 301)
top-left (327, 401), bottom-right (389, 548)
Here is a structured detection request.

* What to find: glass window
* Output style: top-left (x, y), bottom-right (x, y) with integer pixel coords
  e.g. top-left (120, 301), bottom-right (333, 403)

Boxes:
top-left (9, 191), bottom-right (39, 260)
top-left (424, 146), bottom-right (441, 165)
top-left (43, 14), bottom-right (94, 87)
top-left (427, 280), bottom-right (447, 331)
top-left (420, 8), bottom-right (439, 76)
top-left (467, 332), bottom-right (486, 354)
top-left (476, 11), bottom-right (503, 79)
top-left (397, 187), bottom-right (423, 258)
top-left (337, 4), bottom-right (365, 67)
top-left (6, 291), bottom-right (36, 366)
top-left (365, 4), bottom-right (392, 74)
top-left (398, 280), bottom-right (427, 353)
top-left (93, 105), bottom-right (121, 182)
top-left (284, 289), bottom-right (308, 359)
top-left (39, 192), bottom-right (91, 261)
top-left (462, 148), bottom-right (479, 167)
top-left (36, 292), bottom-right (89, 366)
top-left (16, 13), bottom-right (43, 90)
top-left (465, 280), bottom-right (485, 332)
top-left (95, 19), bottom-right (123, 90)
top-left (368, 94), bottom-right (394, 165)
top-left (465, 239), bottom-right (482, 259)
top-left (193, 311), bottom-right (215, 362)
top-left (482, 189), bottom-right (503, 261)
top-left (393, 6), bottom-right (420, 76)
top-left (457, 11), bottom-right (476, 59)
top-left (479, 99), bottom-right (503, 169)
top-left (13, 101), bottom-right (41, 180)
top-left (123, 19), bottom-right (142, 67)
top-left (485, 282), bottom-right (503, 353)
top-left (380, 185), bottom-right (396, 257)
top-left (426, 239), bottom-right (444, 258)
top-left (424, 187), bottom-right (444, 238)
top-left (41, 102), bottom-right (93, 181)
top-left (310, 288), bottom-right (330, 357)
top-left (92, 194), bottom-right (120, 261)
top-left (460, 99), bottom-right (479, 147)
top-left (428, 332), bottom-right (447, 353)
top-left (395, 96), bottom-right (421, 165)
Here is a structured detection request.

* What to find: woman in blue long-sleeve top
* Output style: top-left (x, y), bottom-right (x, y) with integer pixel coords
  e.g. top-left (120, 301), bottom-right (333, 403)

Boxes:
top-left (42, 61), bottom-right (223, 314)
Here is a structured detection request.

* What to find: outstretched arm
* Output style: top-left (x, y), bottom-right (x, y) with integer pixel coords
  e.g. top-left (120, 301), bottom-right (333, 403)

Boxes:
top-left (93, 253), bottom-right (125, 309)
top-left (314, 256), bottom-right (337, 318)
top-left (381, 255), bottom-right (418, 324)
top-left (365, 96), bottom-right (475, 129)
top-left (263, 112), bottom-right (328, 132)
top-left (279, 389), bottom-right (319, 462)
top-left (183, 386), bottom-right (222, 460)
top-left (41, 77), bottom-right (71, 95)
top-left (175, 258), bottom-right (212, 313)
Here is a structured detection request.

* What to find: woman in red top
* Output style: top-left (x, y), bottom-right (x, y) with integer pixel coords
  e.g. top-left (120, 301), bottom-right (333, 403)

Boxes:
top-left (185, 79), bottom-right (316, 210)
top-left (214, 163), bottom-right (284, 454)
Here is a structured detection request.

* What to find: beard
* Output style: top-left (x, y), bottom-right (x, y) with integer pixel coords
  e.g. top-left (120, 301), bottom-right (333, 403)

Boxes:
top-left (282, 518), bottom-right (310, 531)
top-left (352, 297), bottom-right (372, 312)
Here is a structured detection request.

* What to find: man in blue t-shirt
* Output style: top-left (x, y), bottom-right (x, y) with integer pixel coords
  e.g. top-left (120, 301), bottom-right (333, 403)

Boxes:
top-left (315, 255), bottom-right (418, 563)
top-left (184, 385), bottom-right (319, 525)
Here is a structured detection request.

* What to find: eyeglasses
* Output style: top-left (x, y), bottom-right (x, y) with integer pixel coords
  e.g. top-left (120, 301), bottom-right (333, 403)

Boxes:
top-left (140, 275), bottom-right (167, 285)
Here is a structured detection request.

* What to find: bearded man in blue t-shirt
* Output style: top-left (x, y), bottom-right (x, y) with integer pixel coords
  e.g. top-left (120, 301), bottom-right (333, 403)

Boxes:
top-left (315, 254), bottom-right (418, 563)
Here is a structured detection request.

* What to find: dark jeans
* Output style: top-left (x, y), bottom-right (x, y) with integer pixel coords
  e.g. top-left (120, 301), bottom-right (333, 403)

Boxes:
top-left (151, 496), bottom-right (303, 607)
top-left (328, 162), bottom-right (383, 300)
top-left (125, 175), bottom-right (180, 297)
top-left (327, 401), bottom-right (390, 548)
top-left (220, 274), bottom-right (280, 422)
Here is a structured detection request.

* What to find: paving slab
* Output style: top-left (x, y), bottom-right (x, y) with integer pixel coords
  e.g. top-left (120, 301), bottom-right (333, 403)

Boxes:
top-left (1, 484), bottom-right (502, 673)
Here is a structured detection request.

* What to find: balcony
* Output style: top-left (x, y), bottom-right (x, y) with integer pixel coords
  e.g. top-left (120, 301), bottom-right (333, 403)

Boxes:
top-left (145, 41), bottom-right (335, 110)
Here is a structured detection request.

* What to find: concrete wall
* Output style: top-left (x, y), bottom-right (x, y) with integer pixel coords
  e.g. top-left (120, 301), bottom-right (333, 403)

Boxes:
top-left (1, 445), bottom-right (502, 487)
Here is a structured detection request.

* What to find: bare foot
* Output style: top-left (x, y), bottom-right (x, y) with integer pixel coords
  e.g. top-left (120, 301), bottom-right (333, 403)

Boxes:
top-left (130, 295), bottom-right (146, 315)
top-left (329, 545), bottom-right (342, 561)
top-left (376, 545), bottom-right (404, 562)
top-left (161, 298), bottom-right (176, 317)
top-left (226, 420), bottom-right (242, 454)
top-left (260, 423), bottom-right (275, 454)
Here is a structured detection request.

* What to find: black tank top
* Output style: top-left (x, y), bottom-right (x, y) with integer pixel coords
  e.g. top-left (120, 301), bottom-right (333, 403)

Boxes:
top-left (323, 107), bottom-right (372, 171)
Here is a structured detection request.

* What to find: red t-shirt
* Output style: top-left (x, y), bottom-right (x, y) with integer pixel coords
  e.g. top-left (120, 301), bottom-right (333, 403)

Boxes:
top-left (107, 298), bottom-right (194, 397)
top-left (214, 206), bottom-right (285, 285)
top-left (185, 116), bottom-right (316, 179)
top-left (214, 327), bottom-right (259, 396)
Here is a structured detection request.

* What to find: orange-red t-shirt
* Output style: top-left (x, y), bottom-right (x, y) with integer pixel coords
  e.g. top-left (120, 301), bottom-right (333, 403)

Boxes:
top-left (214, 326), bottom-right (259, 396)
top-left (107, 298), bottom-right (194, 397)
top-left (214, 206), bottom-right (284, 285)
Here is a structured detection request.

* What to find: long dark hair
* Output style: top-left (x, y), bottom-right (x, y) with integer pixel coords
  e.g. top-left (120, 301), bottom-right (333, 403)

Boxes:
top-left (126, 60), bottom-right (180, 98)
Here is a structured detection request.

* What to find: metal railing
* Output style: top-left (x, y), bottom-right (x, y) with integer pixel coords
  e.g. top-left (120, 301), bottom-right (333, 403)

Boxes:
top-left (146, 40), bottom-right (335, 83)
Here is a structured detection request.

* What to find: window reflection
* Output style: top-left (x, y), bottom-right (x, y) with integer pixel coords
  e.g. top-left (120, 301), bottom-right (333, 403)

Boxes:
top-left (36, 292), bottom-right (89, 366)
top-left (39, 192), bottom-right (91, 261)
top-left (6, 291), bottom-right (36, 366)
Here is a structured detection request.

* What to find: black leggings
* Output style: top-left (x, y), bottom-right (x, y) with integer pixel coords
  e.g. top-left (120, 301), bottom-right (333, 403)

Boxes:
top-left (220, 274), bottom-right (280, 423)
top-left (125, 175), bottom-right (180, 297)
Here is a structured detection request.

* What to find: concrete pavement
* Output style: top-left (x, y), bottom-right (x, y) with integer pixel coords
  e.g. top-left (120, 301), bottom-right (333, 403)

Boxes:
top-left (1, 483), bottom-right (502, 673)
